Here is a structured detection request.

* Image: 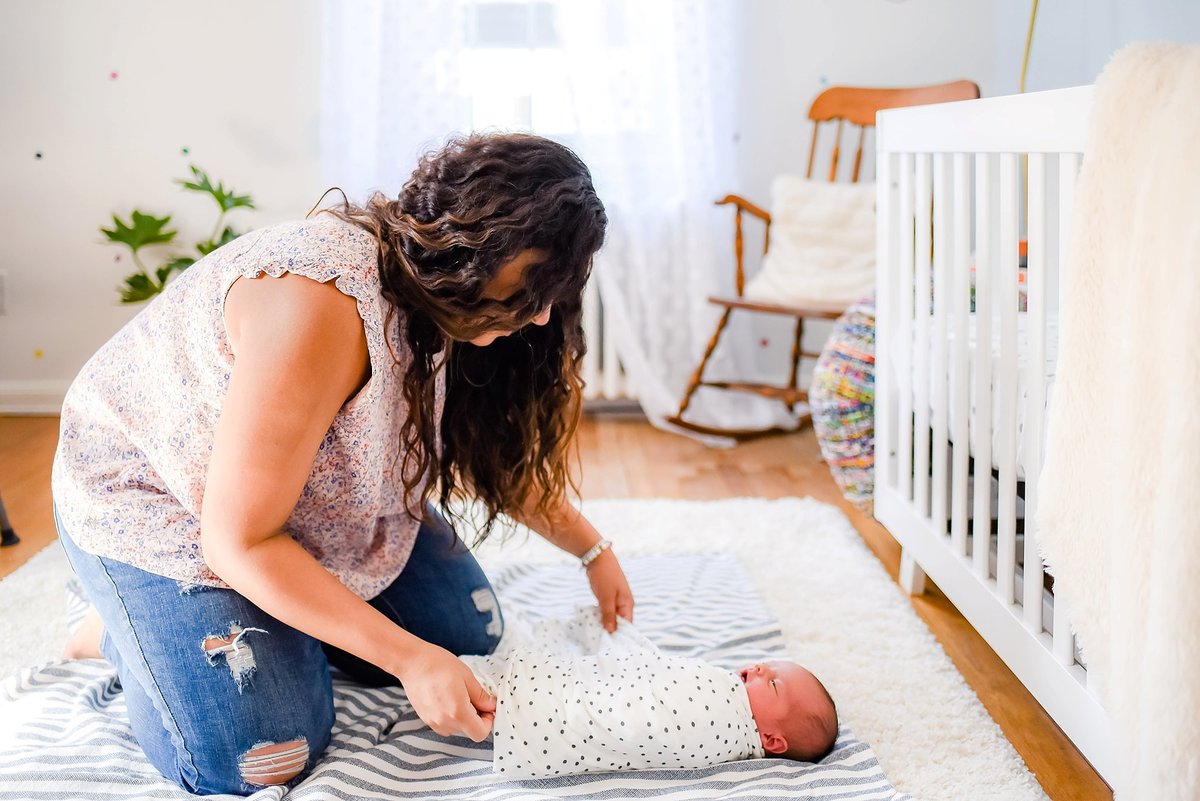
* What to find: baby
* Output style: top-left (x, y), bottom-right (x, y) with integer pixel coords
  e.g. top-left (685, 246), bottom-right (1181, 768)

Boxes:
top-left (459, 607), bottom-right (837, 779)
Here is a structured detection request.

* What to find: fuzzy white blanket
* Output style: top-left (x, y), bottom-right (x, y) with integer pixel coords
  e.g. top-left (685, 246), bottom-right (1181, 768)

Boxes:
top-left (743, 176), bottom-right (875, 308)
top-left (1036, 42), bottom-right (1200, 801)
top-left (0, 498), bottom-right (1048, 801)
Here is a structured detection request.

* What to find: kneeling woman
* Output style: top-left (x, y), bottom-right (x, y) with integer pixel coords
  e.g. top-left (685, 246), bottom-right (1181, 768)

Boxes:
top-left (52, 133), bottom-right (633, 795)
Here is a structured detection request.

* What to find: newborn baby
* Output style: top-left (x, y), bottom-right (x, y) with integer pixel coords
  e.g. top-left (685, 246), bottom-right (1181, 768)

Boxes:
top-left (459, 607), bottom-right (837, 779)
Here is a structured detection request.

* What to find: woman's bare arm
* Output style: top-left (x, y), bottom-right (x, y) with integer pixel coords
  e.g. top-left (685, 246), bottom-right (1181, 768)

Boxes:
top-left (513, 493), bottom-right (601, 557)
top-left (202, 273), bottom-right (492, 740)
top-left (513, 493), bottom-right (635, 632)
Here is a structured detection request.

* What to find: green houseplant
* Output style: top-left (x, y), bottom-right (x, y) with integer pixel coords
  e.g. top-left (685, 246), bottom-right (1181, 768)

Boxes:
top-left (101, 165), bottom-right (256, 302)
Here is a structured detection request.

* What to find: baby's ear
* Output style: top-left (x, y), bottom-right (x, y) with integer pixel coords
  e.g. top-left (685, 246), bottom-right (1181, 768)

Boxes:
top-left (760, 730), bottom-right (788, 755)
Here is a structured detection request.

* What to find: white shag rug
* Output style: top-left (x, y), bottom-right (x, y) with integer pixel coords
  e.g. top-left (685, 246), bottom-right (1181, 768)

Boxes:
top-left (0, 497), bottom-right (1047, 801)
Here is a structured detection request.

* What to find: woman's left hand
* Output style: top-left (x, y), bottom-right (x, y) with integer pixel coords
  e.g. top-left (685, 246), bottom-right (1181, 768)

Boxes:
top-left (585, 548), bottom-right (635, 633)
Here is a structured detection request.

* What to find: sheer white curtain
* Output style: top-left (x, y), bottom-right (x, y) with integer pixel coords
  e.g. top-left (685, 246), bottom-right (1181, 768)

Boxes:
top-left (320, 0), bottom-right (796, 441)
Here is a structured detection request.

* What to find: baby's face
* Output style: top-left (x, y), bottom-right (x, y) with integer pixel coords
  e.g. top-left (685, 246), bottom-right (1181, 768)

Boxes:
top-left (738, 661), bottom-right (830, 757)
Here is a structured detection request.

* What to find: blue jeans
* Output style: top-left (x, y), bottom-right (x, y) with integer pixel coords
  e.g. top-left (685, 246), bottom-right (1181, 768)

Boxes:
top-left (56, 504), bottom-right (504, 796)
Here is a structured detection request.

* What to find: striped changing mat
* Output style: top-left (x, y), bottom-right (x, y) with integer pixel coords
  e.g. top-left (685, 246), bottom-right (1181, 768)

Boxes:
top-left (0, 553), bottom-right (910, 800)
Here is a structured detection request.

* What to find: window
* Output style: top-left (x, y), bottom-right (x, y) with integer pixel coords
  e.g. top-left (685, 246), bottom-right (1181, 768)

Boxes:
top-left (460, 1), bottom-right (637, 135)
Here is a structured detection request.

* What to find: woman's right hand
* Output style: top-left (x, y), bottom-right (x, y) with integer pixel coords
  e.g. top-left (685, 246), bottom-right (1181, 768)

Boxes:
top-left (396, 643), bottom-right (496, 742)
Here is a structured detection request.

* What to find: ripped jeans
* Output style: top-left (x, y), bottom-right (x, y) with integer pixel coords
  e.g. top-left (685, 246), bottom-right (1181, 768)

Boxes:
top-left (55, 504), bottom-right (504, 796)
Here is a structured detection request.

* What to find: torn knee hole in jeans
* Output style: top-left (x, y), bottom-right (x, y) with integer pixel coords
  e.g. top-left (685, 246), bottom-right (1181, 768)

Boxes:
top-left (471, 587), bottom-right (503, 638)
top-left (202, 624), bottom-right (268, 693)
top-left (239, 738), bottom-right (309, 786)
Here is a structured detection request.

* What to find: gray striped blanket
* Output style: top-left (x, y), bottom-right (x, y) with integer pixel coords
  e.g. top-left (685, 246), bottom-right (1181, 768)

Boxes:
top-left (0, 553), bottom-right (910, 800)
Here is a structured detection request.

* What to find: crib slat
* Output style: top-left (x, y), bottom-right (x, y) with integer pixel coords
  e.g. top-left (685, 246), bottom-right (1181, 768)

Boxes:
top-left (876, 152), bottom-right (896, 492)
top-left (913, 155), bottom-right (932, 518)
top-left (930, 154), bottom-right (952, 535)
top-left (898, 153), bottom-right (916, 503)
top-left (950, 154), bottom-right (972, 557)
top-left (1022, 154), bottom-right (1048, 632)
top-left (1052, 152), bottom-right (1082, 663)
top-left (1053, 591), bottom-right (1076, 667)
top-left (995, 153), bottom-right (1020, 606)
top-left (972, 155), bottom-right (995, 581)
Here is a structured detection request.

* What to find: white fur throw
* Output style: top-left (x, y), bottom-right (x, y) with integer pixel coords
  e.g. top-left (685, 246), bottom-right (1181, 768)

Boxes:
top-left (1036, 42), bottom-right (1200, 801)
top-left (743, 176), bottom-right (875, 308)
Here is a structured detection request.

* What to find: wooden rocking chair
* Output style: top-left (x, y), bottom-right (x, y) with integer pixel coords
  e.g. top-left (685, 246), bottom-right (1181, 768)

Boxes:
top-left (667, 79), bottom-right (981, 439)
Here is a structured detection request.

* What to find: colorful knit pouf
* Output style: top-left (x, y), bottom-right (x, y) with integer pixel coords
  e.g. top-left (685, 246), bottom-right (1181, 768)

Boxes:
top-left (809, 296), bottom-right (875, 513)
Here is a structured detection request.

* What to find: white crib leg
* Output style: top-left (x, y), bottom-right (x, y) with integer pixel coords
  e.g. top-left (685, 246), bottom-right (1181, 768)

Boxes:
top-left (899, 549), bottom-right (927, 595)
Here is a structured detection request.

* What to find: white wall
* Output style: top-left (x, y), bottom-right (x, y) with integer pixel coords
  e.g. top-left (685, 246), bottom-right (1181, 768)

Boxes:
top-left (734, 0), bottom-right (998, 205)
top-left (25, 1), bottom-right (1190, 412)
top-left (0, 0), bottom-right (322, 412)
top-left (732, 0), bottom-right (999, 382)
top-left (0, 0), bottom-right (1015, 412)
top-left (995, 0), bottom-right (1200, 95)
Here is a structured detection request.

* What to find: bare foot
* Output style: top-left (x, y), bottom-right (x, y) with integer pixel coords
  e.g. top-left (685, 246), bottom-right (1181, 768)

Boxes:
top-left (63, 607), bottom-right (105, 660)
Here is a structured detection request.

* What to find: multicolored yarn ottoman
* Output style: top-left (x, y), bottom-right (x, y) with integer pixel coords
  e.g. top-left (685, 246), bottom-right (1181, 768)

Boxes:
top-left (808, 296), bottom-right (876, 513)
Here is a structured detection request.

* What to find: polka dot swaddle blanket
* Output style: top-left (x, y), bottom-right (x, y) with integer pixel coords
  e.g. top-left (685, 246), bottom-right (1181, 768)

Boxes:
top-left (460, 606), bottom-right (764, 779)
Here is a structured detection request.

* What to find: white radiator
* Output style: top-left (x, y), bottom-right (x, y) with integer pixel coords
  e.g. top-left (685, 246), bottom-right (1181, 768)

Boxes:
top-left (581, 280), bottom-right (632, 402)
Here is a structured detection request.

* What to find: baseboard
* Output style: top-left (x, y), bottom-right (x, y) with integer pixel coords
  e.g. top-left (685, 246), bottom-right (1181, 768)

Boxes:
top-left (582, 398), bottom-right (644, 417)
top-left (0, 380), bottom-right (69, 415)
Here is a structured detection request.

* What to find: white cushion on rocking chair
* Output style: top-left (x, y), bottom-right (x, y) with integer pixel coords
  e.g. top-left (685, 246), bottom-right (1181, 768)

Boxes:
top-left (743, 176), bottom-right (876, 309)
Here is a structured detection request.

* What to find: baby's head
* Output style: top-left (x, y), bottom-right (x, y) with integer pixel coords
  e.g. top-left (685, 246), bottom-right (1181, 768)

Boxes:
top-left (738, 661), bottom-right (837, 762)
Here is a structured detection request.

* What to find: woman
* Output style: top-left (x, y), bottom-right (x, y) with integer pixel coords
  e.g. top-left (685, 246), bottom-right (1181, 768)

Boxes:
top-left (51, 133), bottom-right (633, 795)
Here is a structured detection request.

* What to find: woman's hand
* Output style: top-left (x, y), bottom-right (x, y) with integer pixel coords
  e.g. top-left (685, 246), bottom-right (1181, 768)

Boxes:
top-left (586, 548), bottom-right (635, 633)
top-left (394, 643), bottom-right (496, 742)
top-left (511, 493), bottom-right (635, 633)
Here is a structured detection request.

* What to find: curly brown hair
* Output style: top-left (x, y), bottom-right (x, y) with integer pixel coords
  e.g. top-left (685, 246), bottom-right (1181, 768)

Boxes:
top-left (323, 132), bottom-right (607, 541)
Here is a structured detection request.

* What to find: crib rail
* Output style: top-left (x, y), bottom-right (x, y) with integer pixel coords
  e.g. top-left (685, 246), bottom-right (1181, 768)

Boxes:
top-left (873, 86), bottom-right (1115, 784)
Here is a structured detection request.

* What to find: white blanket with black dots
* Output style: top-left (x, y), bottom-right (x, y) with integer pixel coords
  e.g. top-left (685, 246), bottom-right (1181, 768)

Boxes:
top-left (462, 607), bottom-right (764, 779)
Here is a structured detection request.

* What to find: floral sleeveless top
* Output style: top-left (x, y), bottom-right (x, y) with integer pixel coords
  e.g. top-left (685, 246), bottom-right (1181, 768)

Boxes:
top-left (51, 214), bottom-right (440, 599)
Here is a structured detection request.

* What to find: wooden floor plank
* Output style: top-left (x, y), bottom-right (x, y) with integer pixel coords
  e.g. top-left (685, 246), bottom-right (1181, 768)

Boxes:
top-left (0, 413), bottom-right (1109, 801)
top-left (0, 416), bottom-right (59, 575)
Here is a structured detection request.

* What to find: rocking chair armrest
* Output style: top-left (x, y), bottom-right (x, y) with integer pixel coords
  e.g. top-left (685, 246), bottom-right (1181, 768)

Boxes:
top-left (715, 194), bottom-right (772, 295)
top-left (715, 194), bottom-right (772, 225)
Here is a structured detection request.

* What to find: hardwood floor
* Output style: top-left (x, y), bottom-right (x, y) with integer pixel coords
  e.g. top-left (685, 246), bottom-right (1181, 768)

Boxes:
top-left (0, 416), bottom-right (60, 577)
top-left (0, 413), bottom-right (1110, 801)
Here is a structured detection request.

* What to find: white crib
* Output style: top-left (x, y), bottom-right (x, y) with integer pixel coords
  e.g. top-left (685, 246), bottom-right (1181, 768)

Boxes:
top-left (873, 86), bottom-right (1116, 785)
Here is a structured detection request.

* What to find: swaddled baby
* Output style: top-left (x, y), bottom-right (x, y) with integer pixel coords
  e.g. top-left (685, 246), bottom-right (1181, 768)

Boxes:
top-left (459, 607), bottom-right (837, 779)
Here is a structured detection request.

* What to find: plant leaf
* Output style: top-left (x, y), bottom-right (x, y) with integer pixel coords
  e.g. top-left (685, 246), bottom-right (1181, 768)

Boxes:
top-left (157, 256), bottom-right (194, 284)
top-left (196, 226), bottom-right (240, 256)
top-left (164, 255), bottom-right (196, 273)
top-left (176, 164), bottom-right (256, 213)
top-left (101, 211), bottom-right (177, 253)
top-left (119, 271), bottom-right (161, 303)
top-left (223, 191), bottom-right (255, 212)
